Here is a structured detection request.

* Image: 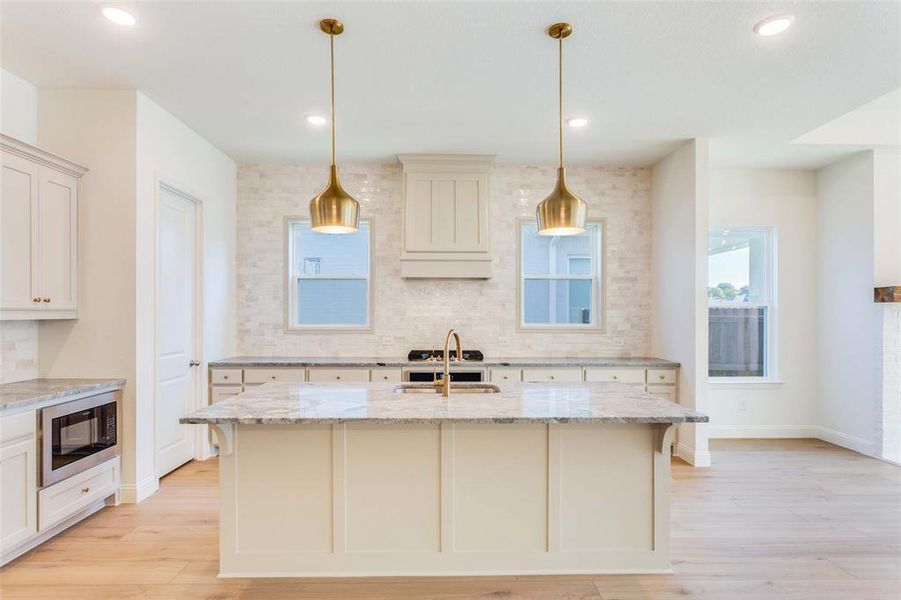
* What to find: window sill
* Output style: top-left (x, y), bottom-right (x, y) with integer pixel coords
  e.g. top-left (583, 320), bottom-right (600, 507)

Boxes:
top-left (286, 326), bottom-right (372, 334)
top-left (709, 378), bottom-right (784, 390)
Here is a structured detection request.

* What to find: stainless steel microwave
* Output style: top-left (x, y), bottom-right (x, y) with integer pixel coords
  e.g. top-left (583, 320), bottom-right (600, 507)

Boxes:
top-left (40, 392), bottom-right (121, 487)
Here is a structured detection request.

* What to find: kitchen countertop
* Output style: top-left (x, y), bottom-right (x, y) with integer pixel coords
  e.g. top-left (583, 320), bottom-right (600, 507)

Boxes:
top-left (0, 378), bottom-right (126, 413)
top-left (208, 356), bottom-right (681, 368)
top-left (181, 381), bottom-right (706, 425)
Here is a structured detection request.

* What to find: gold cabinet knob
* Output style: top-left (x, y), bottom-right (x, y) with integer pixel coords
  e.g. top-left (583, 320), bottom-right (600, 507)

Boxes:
top-left (612, 375), bottom-right (618, 380)
top-left (336, 376), bottom-right (341, 380)
top-left (223, 375), bottom-right (229, 380)
top-left (81, 487), bottom-right (90, 494)
top-left (659, 375), bottom-right (665, 380)
top-left (271, 375), bottom-right (277, 379)
top-left (33, 297), bottom-right (41, 303)
top-left (549, 375), bottom-right (555, 380)
top-left (42, 297), bottom-right (51, 303)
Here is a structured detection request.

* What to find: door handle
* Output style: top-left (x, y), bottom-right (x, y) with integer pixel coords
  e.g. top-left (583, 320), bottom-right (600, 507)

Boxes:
top-left (189, 360), bottom-right (200, 367)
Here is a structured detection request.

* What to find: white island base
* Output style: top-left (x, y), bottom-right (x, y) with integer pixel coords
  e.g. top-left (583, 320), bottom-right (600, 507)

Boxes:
top-left (211, 421), bottom-right (677, 577)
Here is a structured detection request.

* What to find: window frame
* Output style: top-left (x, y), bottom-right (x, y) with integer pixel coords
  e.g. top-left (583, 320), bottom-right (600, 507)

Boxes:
top-left (284, 217), bottom-right (374, 333)
top-left (516, 217), bottom-right (606, 332)
top-left (707, 225), bottom-right (779, 385)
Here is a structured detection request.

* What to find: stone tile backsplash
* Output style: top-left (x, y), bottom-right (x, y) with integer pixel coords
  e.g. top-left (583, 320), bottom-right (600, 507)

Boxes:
top-left (0, 321), bottom-right (39, 383)
top-left (237, 162), bottom-right (652, 358)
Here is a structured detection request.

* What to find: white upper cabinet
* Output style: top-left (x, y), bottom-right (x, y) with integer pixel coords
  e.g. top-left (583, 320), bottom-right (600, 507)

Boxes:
top-left (1, 134), bottom-right (86, 320)
top-left (397, 154), bottom-right (495, 278)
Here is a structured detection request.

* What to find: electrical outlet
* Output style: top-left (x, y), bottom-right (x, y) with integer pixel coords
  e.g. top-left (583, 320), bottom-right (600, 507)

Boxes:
top-left (739, 400), bottom-right (747, 411)
top-left (497, 336), bottom-right (509, 347)
top-left (381, 336), bottom-right (394, 347)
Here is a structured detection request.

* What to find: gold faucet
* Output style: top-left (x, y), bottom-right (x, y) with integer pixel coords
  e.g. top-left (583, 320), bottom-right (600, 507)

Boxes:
top-left (441, 329), bottom-right (462, 397)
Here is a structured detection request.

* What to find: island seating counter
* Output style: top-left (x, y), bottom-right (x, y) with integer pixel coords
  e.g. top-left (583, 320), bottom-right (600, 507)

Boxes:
top-left (182, 381), bottom-right (707, 578)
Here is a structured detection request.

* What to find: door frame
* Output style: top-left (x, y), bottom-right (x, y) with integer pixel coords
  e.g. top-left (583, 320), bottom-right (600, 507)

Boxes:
top-left (152, 172), bottom-right (206, 480)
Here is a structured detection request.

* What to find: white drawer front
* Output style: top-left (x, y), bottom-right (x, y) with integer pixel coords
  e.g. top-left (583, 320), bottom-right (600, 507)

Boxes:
top-left (0, 410), bottom-right (36, 446)
top-left (490, 368), bottom-right (522, 383)
top-left (371, 368), bottom-right (403, 383)
top-left (646, 385), bottom-right (676, 403)
top-left (39, 457), bottom-right (119, 531)
top-left (647, 369), bottom-right (677, 385)
top-left (521, 368), bottom-right (582, 383)
top-left (211, 369), bottom-right (242, 385)
top-left (307, 368), bottom-right (371, 383)
top-left (244, 368), bottom-right (307, 384)
top-left (584, 368), bottom-right (646, 385)
top-left (211, 386), bottom-right (242, 403)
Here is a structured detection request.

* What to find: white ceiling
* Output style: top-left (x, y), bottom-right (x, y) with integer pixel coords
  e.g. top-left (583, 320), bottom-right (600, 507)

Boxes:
top-left (2, 1), bottom-right (899, 166)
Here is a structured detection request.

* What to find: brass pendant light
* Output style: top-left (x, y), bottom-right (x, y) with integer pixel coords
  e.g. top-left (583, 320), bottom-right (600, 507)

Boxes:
top-left (309, 18), bottom-right (360, 234)
top-left (536, 22), bottom-right (587, 236)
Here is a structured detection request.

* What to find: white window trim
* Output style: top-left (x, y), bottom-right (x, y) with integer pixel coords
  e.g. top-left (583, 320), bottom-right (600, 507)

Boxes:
top-left (284, 217), bottom-right (374, 333)
top-left (516, 217), bottom-right (606, 332)
top-left (707, 225), bottom-right (778, 383)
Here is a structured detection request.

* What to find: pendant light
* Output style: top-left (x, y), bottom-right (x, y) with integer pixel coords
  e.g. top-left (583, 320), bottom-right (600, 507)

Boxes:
top-left (309, 18), bottom-right (360, 234)
top-left (536, 22), bottom-right (587, 236)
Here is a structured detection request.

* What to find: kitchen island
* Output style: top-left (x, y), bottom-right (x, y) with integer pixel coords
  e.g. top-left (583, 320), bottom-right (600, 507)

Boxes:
top-left (181, 381), bottom-right (707, 577)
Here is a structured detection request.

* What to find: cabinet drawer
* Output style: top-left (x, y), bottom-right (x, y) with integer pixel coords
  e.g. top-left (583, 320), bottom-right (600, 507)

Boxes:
top-left (371, 368), bottom-right (403, 383)
top-left (38, 457), bottom-right (119, 531)
top-left (490, 368), bottom-right (521, 383)
top-left (584, 368), bottom-right (646, 385)
top-left (647, 369), bottom-right (677, 385)
top-left (211, 386), bottom-right (242, 403)
top-left (0, 410), bottom-right (37, 446)
top-left (307, 368), bottom-right (370, 383)
top-left (521, 368), bottom-right (582, 383)
top-left (646, 385), bottom-right (676, 403)
top-left (244, 368), bottom-right (306, 384)
top-left (211, 369), bottom-right (242, 385)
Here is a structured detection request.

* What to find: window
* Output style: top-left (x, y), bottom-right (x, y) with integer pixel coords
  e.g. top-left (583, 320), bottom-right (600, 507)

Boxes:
top-left (708, 227), bottom-right (775, 379)
top-left (519, 221), bottom-right (603, 329)
top-left (287, 220), bottom-right (371, 329)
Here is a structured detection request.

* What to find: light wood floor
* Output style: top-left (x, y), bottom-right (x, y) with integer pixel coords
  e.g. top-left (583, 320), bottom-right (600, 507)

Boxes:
top-left (1, 439), bottom-right (898, 599)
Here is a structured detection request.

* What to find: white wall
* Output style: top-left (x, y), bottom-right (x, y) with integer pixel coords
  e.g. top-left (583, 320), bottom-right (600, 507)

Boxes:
top-left (708, 169), bottom-right (818, 438)
top-left (135, 92), bottom-right (237, 491)
top-left (0, 69), bottom-right (37, 144)
top-left (873, 149), bottom-right (901, 287)
top-left (0, 69), bottom-right (40, 383)
top-left (651, 139), bottom-right (710, 466)
top-left (36, 89), bottom-right (140, 491)
top-left (815, 152), bottom-right (878, 456)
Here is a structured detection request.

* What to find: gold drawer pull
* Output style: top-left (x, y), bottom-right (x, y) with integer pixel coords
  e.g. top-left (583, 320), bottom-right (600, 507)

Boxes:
top-left (659, 375), bottom-right (666, 380)
top-left (549, 375), bottom-right (555, 380)
top-left (223, 375), bottom-right (229, 380)
top-left (42, 297), bottom-right (51, 303)
top-left (81, 487), bottom-right (90, 494)
top-left (336, 376), bottom-right (341, 380)
top-left (271, 375), bottom-right (277, 379)
top-left (33, 297), bottom-right (41, 303)
top-left (612, 375), bottom-right (618, 380)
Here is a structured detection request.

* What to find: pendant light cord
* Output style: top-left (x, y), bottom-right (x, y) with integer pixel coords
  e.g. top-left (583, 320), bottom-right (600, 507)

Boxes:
top-left (330, 30), bottom-right (336, 166)
top-left (558, 36), bottom-right (563, 169)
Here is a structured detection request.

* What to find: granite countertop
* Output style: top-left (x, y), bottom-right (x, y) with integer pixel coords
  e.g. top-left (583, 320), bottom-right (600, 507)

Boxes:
top-left (181, 381), bottom-right (707, 425)
top-left (0, 378), bottom-right (126, 413)
top-left (209, 356), bottom-right (681, 368)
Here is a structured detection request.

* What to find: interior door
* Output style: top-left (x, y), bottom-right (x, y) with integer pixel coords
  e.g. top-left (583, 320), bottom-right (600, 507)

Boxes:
top-left (156, 185), bottom-right (198, 477)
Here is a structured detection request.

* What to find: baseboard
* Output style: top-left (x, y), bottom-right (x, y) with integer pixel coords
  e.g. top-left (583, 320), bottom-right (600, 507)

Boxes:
top-left (674, 442), bottom-right (711, 467)
top-left (710, 426), bottom-right (817, 439)
top-left (815, 426), bottom-right (877, 458)
top-left (119, 474), bottom-right (160, 504)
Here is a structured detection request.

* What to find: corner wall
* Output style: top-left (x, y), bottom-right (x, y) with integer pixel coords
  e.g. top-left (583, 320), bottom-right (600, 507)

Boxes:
top-left (651, 139), bottom-right (710, 466)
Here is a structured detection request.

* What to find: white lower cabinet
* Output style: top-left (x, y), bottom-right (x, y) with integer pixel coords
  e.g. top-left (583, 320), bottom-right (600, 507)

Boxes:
top-left (584, 368), bottom-right (646, 386)
top-left (646, 385), bottom-right (676, 403)
top-left (244, 368), bottom-right (306, 385)
top-left (307, 368), bottom-right (370, 383)
top-left (38, 457), bottom-right (119, 531)
top-left (371, 368), bottom-right (403, 383)
top-left (521, 368), bottom-right (582, 383)
top-left (490, 368), bottom-right (522, 383)
top-left (0, 432), bottom-right (38, 553)
top-left (212, 386), bottom-right (242, 403)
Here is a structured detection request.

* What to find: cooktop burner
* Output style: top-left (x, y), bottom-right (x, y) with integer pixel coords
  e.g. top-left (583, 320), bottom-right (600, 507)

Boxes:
top-left (407, 350), bottom-right (484, 362)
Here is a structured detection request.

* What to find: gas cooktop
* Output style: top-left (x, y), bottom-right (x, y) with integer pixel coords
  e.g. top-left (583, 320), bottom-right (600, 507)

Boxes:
top-left (407, 350), bottom-right (484, 362)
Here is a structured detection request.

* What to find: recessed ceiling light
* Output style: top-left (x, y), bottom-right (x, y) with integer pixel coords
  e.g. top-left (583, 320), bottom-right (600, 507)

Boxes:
top-left (566, 117), bottom-right (589, 128)
top-left (753, 14), bottom-right (794, 37)
top-left (306, 115), bottom-right (327, 126)
top-left (102, 6), bottom-right (137, 26)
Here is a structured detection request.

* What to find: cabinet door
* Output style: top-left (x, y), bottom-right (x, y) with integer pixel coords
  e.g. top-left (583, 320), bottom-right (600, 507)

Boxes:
top-left (1, 152), bottom-right (39, 310)
top-left (0, 437), bottom-right (38, 553)
top-left (36, 167), bottom-right (77, 310)
top-left (404, 173), bottom-right (487, 253)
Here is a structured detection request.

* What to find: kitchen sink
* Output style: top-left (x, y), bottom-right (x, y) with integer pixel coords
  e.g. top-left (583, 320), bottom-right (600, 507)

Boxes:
top-left (392, 383), bottom-right (501, 394)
